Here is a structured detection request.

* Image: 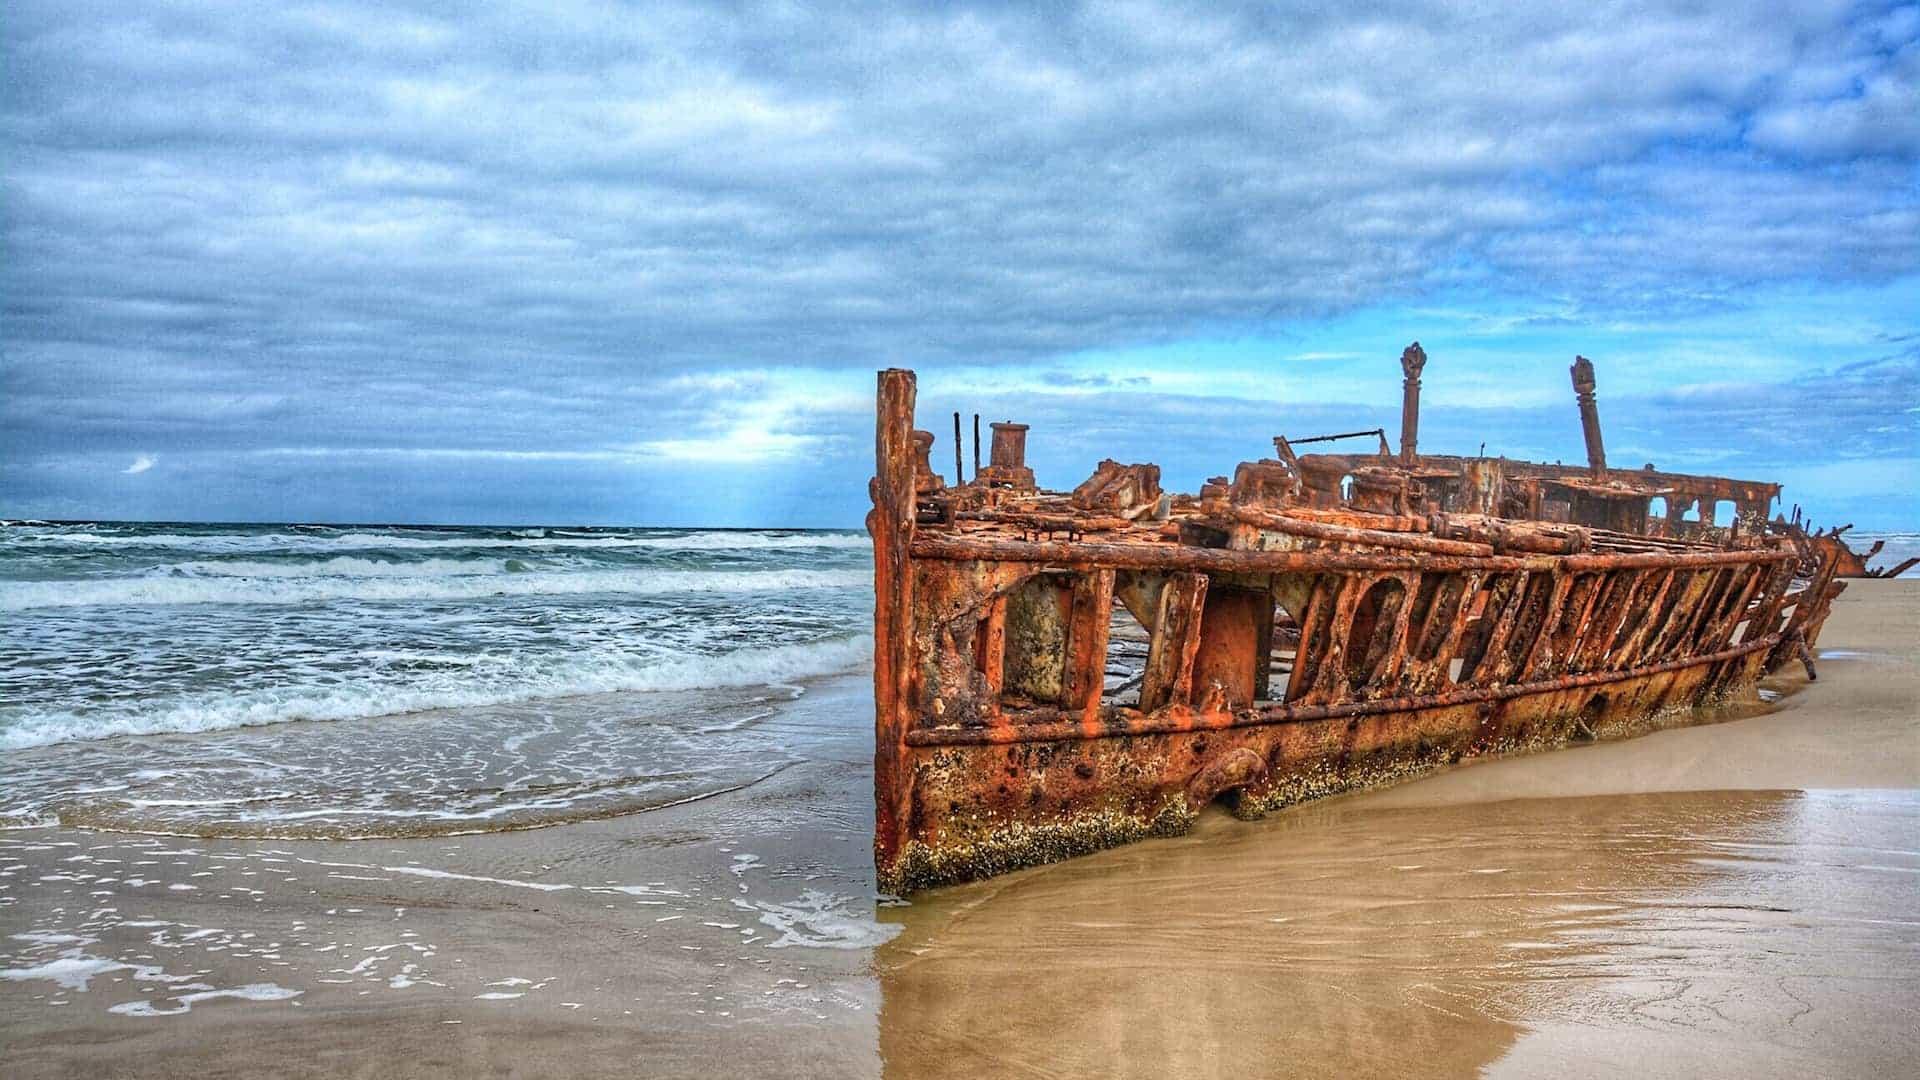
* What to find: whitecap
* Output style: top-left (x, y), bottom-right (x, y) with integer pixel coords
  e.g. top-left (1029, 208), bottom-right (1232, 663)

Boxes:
top-left (0, 634), bottom-right (870, 749)
top-left (0, 567), bottom-right (869, 610)
top-left (3, 527), bottom-right (868, 555)
top-left (166, 557), bottom-right (518, 579)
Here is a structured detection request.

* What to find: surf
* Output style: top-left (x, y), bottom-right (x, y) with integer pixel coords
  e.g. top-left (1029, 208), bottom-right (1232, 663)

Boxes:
top-left (0, 566), bottom-right (870, 610)
top-left (0, 633), bottom-right (872, 749)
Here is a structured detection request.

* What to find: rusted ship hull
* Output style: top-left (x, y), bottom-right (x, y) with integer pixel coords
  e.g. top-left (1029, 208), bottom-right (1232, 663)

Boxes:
top-left (869, 361), bottom-right (1842, 894)
top-left (891, 644), bottom-right (1777, 892)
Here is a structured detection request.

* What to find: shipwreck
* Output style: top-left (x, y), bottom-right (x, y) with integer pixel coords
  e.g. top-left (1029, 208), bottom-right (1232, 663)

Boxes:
top-left (867, 347), bottom-right (1848, 894)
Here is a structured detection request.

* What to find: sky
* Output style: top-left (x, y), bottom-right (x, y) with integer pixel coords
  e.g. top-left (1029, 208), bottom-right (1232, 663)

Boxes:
top-left (3, 1), bottom-right (1917, 529)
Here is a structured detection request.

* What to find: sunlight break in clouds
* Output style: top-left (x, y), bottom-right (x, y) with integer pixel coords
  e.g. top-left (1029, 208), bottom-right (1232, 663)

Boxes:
top-left (1, 2), bottom-right (1915, 527)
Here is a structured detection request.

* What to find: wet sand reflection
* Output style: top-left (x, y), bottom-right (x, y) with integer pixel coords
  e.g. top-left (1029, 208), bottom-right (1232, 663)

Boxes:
top-left (877, 788), bottom-right (1920, 1079)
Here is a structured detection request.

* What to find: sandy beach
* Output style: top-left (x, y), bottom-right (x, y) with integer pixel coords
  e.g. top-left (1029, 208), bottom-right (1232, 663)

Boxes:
top-left (8, 4), bottom-right (1916, 1076)
top-left (4, 578), bottom-right (1916, 1079)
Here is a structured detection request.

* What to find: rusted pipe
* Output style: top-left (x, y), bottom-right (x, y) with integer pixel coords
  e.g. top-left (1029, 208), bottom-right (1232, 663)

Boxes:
top-left (1429, 513), bottom-right (1592, 554)
top-left (908, 534), bottom-right (1790, 574)
top-left (1283, 507), bottom-right (1431, 532)
top-left (1399, 341), bottom-right (1425, 465)
top-left (1571, 356), bottom-right (1607, 479)
top-left (952, 411), bottom-right (964, 483)
top-left (1288, 428), bottom-right (1389, 447)
top-left (956, 510), bottom-right (1134, 533)
top-left (1227, 505), bottom-right (1494, 556)
top-left (903, 633), bottom-right (1780, 747)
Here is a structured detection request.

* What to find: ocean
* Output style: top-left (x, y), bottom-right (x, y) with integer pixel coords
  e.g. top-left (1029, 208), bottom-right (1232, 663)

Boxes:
top-left (1, 521), bottom-right (874, 838)
top-left (2, 522), bottom-right (1914, 841)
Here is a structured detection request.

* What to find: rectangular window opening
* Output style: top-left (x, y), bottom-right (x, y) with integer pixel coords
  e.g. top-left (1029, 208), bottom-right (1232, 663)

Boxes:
top-left (1102, 601), bottom-right (1151, 708)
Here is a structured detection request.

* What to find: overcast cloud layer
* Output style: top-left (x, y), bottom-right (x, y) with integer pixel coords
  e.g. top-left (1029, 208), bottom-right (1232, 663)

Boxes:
top-left (3, 1), bottom-right (1917, 527)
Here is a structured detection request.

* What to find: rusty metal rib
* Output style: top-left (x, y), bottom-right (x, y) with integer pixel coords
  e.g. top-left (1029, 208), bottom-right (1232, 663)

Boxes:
top-left (904, 632), bottom-right (1780, 747)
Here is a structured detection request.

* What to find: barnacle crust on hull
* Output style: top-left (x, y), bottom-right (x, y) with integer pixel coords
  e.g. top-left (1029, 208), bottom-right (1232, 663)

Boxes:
top-left (869, 350), bottom-right (1845, 894)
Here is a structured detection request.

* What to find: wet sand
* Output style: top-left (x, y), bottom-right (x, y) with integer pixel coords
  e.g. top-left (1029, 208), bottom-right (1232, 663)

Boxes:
top-left (3, 580), bottom-right (1916, 1078)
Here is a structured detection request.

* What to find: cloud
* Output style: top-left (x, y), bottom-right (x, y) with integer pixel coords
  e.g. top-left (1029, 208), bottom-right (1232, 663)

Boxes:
top-left (1747, 5), bottom-right (1920, 159)
top-left (122, 455), bottom-right (155, 475)
top-left (1, 1), bottom-right (1916, 526)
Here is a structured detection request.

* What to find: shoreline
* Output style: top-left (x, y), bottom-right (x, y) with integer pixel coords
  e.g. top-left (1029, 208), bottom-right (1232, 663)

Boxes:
top-left (3, 579), bottom-right (1915, 1079)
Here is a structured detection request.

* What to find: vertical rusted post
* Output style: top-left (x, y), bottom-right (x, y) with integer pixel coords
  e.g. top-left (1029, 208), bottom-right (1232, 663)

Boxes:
top-left (1140, 572), bottom-right (1208, 712)
top-left (1399, 341), bottom-right (1425, 465)
top-left (976, 597), bottom-right (1007, 696)
top-left (1285, 575), bottom-right (1337, 703)
top-left (1066, 570), bottom-right (1116, 735)
top-left (1306, 577), bottom-right (1366, 702)
top-left (972, 413), bottom-right (981, 479)
top-left (1367, 573), bottom-right (1420, 692)
top-left (870, 369), bottom-right (917, 888)
top-left (1518, 572), bottom-right (1575, 679)
top-left (952, 411), bottom-right (964, 484)
top-left (1571, 356), bottom-right (1607, 479)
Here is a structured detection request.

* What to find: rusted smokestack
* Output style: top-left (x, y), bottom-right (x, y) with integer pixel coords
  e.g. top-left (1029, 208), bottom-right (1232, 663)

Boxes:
top-left (981, 421), bottom-right (1036, 492)
top-left (1398, 341), bottom-right (1426, 465)
top-left (989, 422), bottom-right (1029, 471)
top-left (1570, 356), bottom-right (1606, 478)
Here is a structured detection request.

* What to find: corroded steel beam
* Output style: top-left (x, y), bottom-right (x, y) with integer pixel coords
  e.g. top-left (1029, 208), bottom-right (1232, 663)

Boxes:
top-left (903, 634), bottom-right (1780, 747)
top-left (910, 535), bottom-right (1792, 574)
top-left (867, 369), bottom-right (917, 884)
top-left (1227, 504), bottom-right (1494, 556)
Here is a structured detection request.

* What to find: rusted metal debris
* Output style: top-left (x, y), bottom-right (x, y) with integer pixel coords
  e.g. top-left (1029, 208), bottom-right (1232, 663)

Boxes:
top-left (1780, 510), bottom-right (1917, 579)
top-left (867, 347), bottom-right (1850, 894)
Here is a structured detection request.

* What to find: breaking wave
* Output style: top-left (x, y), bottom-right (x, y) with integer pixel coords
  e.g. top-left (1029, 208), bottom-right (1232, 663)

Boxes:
top-left (167, 557), bottom-right (527, 578)
top-left (1, 567), bottom-right (870, 610)
top-left (0, 634), bottom-right (872, 750)
top-left (6, 527), bottom-right (869, 554)
top-left (1848, 532), bottom-right (1920, 579)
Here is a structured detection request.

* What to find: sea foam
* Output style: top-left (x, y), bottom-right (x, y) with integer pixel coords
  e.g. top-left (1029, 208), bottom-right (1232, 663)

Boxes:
top-left (0, 567), bottom-right (869, 610)
top-left (0, 634), bottom-right (872, 749)
top-left (4, 527), bottom-right (870, 554)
